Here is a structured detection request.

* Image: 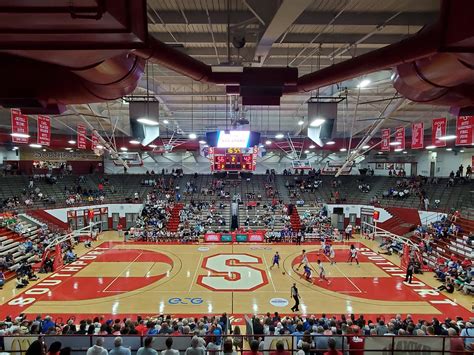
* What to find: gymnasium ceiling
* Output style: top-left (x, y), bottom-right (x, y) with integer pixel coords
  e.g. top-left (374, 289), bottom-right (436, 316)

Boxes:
top-left (0, 0), bottom-right (456, 143)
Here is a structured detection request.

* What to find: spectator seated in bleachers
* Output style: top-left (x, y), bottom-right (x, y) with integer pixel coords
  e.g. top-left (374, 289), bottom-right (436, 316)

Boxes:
top-left (358, 183), bottom-right (371, 193)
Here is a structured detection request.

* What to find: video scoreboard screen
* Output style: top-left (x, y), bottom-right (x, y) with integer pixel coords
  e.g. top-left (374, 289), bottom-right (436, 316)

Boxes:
top-left (209, 147), bottom-right (258, 171)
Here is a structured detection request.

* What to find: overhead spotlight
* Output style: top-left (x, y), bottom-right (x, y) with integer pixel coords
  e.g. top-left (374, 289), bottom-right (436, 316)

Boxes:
top-left (120, 147), bottom-right (128, 151)
top-left (425, 145), bottom-right (436, 150)
top-left (265, 140), bottom-right (272, 145)
top-left (162, 119), bottom-right (169, 124)
top-left (325, 141), bottom-right (336, 145)
top-left (29, 143), bottom-right (42, 148)
top-left (340, 148), bottom-right (347, 152)
top-left (309, 145), bottom-right (315, 149)
top-left (10, 133), bottom-right (30, 138)
top-left (297, 120), bottom-right (304, 126)
top-left (137, 117), bottom-right (159, 126)
top-left (446, 148), bottom-right (453, 151)
top-left (198, 140), bottom-right (207, 144)
top-left (68, 139), bottom-right (76, 145)
top-left (310, 118), bottom-right (325, 127)
top-left (362, 145), bottom-right (370, 149)
top-left (129, 140), bottom-right (140, 145)
top-left (275, 133), bottom-right (284, 139)
top-left (304, 150), bottom-right (310, 154)
top-left (357, 79), bottom-right (371, 88)
top-left (189, 133), bottom-right (197, 139)
top-left (149, 144), bottom-right (158, 148)
top-left (389, 141), bottom-right (401, 146)
top-left (438, 135), bottom-right (457, 141)
top-left (394, 148), bottom-right (403, 152)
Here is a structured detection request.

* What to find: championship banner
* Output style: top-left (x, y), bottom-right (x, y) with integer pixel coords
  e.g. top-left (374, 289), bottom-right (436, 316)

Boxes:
top-left (432, 117), bottom-right (447, 147)
top-left (91, 132), bottom-right (99, 151)
top-left (380, 128), bottom-right (390, 151)
top-left (455, 115), bottom-right (474, 146)
top-left (11, 109), bottom-right (29, 144)
top-left (411, 122), bottom-right (424, 149)
top-left (77, 124), bottom-right (87, 149)
top-left (394, 126), bottom-right (405, 149)
top-left (37, 115), bottom-right (51, 146)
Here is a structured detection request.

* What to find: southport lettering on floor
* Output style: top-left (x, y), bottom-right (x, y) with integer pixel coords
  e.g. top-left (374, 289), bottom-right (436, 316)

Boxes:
top-left (359, 247), bottom-right (458, 307)
top-left (7, 247), bottom-right (110, 307)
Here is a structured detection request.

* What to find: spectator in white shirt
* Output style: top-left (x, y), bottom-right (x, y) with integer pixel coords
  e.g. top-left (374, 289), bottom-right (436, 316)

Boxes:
top-left (161, 337), bottom-right (179, 355)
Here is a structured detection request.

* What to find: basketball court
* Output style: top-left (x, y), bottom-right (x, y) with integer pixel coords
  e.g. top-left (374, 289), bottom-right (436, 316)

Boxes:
top-left (1, 232), bottom-right (472, 322)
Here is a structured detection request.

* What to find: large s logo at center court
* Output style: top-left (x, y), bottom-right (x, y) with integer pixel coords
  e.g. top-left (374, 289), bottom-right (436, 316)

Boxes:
top-left (197, 253), bottom-right (268, 291)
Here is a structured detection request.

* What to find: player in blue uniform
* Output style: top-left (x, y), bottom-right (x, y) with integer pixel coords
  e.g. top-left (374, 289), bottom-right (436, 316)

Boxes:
top-left (270, 251), bottom-right (281, 269)
top-left (303, 263), bottom-right (314, 281)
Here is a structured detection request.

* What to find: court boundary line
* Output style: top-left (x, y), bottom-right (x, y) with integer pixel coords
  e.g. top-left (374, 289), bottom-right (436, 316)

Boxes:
top-left (262, 252), bottom-right (277, 292)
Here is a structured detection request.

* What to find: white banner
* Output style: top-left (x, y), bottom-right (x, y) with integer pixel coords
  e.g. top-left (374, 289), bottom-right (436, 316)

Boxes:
top-left (364, 336), bottom-right (450, 355)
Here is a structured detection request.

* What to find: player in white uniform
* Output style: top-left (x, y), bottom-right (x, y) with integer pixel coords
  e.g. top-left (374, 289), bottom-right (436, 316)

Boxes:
top-left (296, 249), bottom-right (308, 271)
top-left (328, 245), bottom-right (336, 265)
top-left (317, 259), bottom-right (331, 284)
top-left (348, 244), bottom-right (359, 265)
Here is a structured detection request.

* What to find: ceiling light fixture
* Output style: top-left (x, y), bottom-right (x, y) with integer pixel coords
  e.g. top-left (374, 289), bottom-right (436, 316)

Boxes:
top-left (389, 141), bottom-right (401, 146)
top-left (96, 145), bottom-right (103, 149)
top-left (403, 151), bottom-right (407, 154)
top-left (12, 146), bottom-right (18, 150)
top-left (357, 79), bottom-right (371, 88)
top-left (325, 141), bottom-right (336, 145)
top-left (362, 145), bottom-right (370, 149)
top-left (162, 119), bottom-right (169, 124)
top-left (275, 133), bottom-right (284, 139)
top-left (438, 135), bottom-right (457, 141)
top-left (460, 149), bottom-right (465, 153)
top-left (310, 118), bottom-right (325, 127)
top-left (129, 140), bottom-right (140, 145)
top-left (425, 145), bottom-right (436, 150)
top-left (304, 150), bottom-right (310, 154)
top-left (297, 120), bottom-right (304, 126)
top-left (188, 133), bottom-right (197, 139)
top-left (340, 148), bottom-right (347, 152)
top-left (137, 117), bottom-right (159, 126)
top-left (378, 151), bottom-right (383, 155)
top-left (10, 133), bottom-right (30, 138)
top-left (198, 140), bottom-right (207, 144)
top-left (68, 139), bottom-right (76, 145)
top-left (29, 143), bottom-right (41, 148)
top-left (394, 148), bottom-right (403, 152)
top-left (446, 148), bottom-right (453, 151)
top-left (309, 145), bottom-right (315, 149)
top-left (120, 147), bottom-right (128, 151)
top-left (149, 144), bottom-right (158, 148)
top-left (265, 140), bottom-right (272, 145)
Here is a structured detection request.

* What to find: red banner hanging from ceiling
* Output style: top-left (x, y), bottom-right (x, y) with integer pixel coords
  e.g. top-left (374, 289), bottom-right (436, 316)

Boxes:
top-left (380, 128), bottom-right (390, 151)
top-left (77, 124), bottom-right (87, 149)
top-left (91, 131), bottom-right (99, 151)
top-left (411, 122), bottom-right (424, 149)
top-left (10, 109), bottom-right (29, 144)
top-left (37, 115), bottom-right (51, 146)
top-left (394, 126), bottom-right (405, 150)
top-left (455, 115), bottom-right (474, 146)
top-left (432, 117), bottom-right (447, 147)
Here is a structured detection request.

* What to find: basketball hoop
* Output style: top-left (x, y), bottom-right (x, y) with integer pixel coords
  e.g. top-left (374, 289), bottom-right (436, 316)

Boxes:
top-left (292, 160), bottom-right (312, 170)
top-left (112, 152), bottom-right (143, 167)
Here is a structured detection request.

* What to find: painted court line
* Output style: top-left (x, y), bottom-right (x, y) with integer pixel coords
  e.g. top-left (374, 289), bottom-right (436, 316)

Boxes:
top-left (189, 254), bottom-right (203, 292)
top-left (102, 252), bottom-right (143, 292)
top-left (262, 253), bottom-right (277, 292)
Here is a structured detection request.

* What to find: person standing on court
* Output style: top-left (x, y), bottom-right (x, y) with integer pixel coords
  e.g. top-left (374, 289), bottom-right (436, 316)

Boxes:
top-left (290, 283), bottom-right (300, 312)
top-left (405, 260), bottom-right (414, 284)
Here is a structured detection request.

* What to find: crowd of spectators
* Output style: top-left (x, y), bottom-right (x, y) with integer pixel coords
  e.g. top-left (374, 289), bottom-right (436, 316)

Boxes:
top-left (0, 312), bottom-right (472, 354)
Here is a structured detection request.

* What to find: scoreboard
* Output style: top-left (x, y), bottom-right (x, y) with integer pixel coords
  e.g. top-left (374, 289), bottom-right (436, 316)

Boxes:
top-left (209, 147), bottom-right (258, 171)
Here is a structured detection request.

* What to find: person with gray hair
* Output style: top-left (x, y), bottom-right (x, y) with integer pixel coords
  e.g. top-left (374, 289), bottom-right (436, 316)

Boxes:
top-left (109, 337), bottom-right (131, 355)
top-left (86, 337), bottom-right (107, 355)
top-left (137, 337), bottom-right (158, 355)
top-left (185, 336), bottom-right (205, 355)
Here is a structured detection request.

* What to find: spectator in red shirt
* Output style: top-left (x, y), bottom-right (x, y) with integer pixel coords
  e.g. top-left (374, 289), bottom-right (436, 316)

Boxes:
top-left (135, 320), bottom-right (148, 336)
top-left (269, 340), bottom-right (291, 355)
top-left (243, 340), bottom-right (261, 355)
top-left (324, 338), bottom-right (342, 355)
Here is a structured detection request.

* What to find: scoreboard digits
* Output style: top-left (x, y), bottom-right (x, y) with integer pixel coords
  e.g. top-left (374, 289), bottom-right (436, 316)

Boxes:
top-left (210, 147), bottom-right (257, 171)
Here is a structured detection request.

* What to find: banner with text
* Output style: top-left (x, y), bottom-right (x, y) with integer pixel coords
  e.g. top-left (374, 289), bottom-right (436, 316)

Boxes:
top-left (77, 124), bottom-right (87, 149)
top-left (394, 126), bottom-right (405, 150)
top-left (380, 128), bottom-right (390, 151)
top-left (432, 117), bottom-right (447, 147)
top-left (455, 115), bottom-right (474, 146)
top-left (411, 122), bottom-right (424, 149)
top-left (10, 109), bottom-right (29, 144)
top-left (37, 115), bottom-right (51, 146)
top-left (91, 132), bottom-right (99, 151)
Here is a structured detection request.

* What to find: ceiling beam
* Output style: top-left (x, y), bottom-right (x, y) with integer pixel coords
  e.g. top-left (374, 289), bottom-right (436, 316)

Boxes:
top-left (148, 10), bottom-right (437, 27)
top-left (252, 0), bottom-right (313, 65)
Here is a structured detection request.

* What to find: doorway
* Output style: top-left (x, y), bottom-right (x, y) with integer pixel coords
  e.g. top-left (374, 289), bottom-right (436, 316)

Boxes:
top-left (430, 161), bottom-right (435, 177)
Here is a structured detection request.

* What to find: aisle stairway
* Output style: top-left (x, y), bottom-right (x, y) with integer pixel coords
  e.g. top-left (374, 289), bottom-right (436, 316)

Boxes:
top-left (290, 206), bottom-right (301, 231)
top-left (167, 203), bottom-right (183, 232)
top-left (378, 207), bottom-right (421, 236)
